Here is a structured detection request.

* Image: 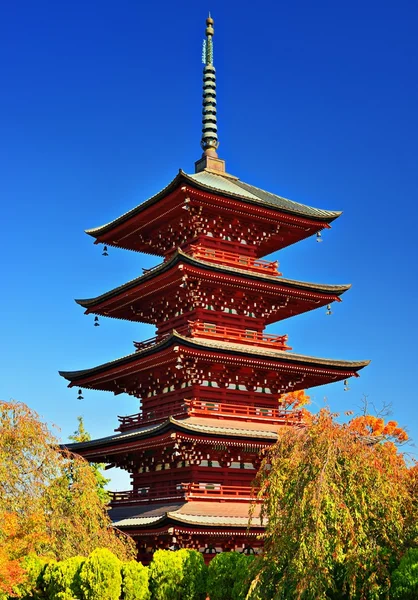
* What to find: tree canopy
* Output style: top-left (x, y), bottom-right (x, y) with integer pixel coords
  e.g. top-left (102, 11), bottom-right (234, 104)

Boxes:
top-left (0, 400), bottom-right (135, 594)
top-left (249, 408), bottom-right (417, 600)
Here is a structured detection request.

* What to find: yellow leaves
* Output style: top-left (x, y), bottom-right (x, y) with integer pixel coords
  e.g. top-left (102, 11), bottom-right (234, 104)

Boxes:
top-left (250, 408), bottom-right (416, 599)
top-left (0, 399), bottom-right (136, 575)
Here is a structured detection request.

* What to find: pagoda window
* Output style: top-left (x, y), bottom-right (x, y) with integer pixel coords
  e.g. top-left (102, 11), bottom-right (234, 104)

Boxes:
top-left (203, 322), bottom-right (217, 333)
top-left (205, 305), bottom-right (215, 310)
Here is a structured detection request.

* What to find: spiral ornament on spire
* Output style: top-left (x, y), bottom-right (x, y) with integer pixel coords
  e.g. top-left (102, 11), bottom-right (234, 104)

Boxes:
top-left (201, 14), bottom-right (219, 157)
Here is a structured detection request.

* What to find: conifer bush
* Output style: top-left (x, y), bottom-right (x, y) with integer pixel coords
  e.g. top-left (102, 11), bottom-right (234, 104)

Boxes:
top-left (149, 549), bottom-right (207, 600)
top-left (207, 552), bottom-right (252, 600)
top-left (42, 556), bottom-right (84, 600)
top-left (121, 560), bottom-right (150, 600)
top-left (79, 548), bottom-right (121, 600)
top-left (11, 554), bottom-right (49, 599)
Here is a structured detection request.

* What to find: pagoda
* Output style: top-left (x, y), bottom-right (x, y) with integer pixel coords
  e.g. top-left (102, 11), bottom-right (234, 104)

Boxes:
top-left (61, 16), bottom-right (369, 562)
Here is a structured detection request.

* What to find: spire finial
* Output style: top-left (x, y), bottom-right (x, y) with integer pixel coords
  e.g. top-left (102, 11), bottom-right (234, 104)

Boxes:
top-left (195, 14), bottom-right (226, 174)
top-left (200, 14), bottom-right (218, 157)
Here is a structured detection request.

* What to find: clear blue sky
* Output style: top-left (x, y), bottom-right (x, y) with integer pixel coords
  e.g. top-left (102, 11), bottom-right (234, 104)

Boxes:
top-left (1, 1), bottom-right (418, 488)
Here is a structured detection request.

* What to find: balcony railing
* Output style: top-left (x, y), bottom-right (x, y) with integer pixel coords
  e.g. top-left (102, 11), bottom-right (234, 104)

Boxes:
top-left (185, 399), bottom-right (302, 425)
top-left (116, 405), bottom-right (188, 431)
top-left (116, 398), bottom-right (302, 431)
top-left (189, 245), bottom-right (281, 276)
top-left (109, 483), bottom-right (260, 505)
top-left (181, 321), bottom-right (291, 350)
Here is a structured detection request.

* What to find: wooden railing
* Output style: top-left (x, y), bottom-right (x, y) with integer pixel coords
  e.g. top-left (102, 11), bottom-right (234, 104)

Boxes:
top-left (109, 483), bottom-right (260, 505)
top-left (185, 399), bottom-right (302, 425)
top-left (189, 245), bottom-right (281, 276)
top-left (115, 404), bottom-right (188, 431)
top-left (116, 398), bottom-right (303, 431)
top-left (182, 321), bottom-right (291, 350)
top-left (134, 323), bottom-right (290, 352)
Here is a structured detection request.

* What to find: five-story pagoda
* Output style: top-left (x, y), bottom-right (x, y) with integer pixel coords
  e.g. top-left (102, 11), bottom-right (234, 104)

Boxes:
top-left (61, 15), bottom-right (369, 561)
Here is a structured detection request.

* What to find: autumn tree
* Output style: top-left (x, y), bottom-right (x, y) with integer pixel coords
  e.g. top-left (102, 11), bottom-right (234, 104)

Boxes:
top-left (0, 400), bottom-right (135, 594)
top-left (248, 409), bottom-right (417, 600)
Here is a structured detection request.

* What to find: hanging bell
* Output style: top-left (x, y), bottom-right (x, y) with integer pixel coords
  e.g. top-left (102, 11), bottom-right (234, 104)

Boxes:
top-left (343, 379), bottom-right (350, 392)
top-left (77, 388), bottom-right (84, 400)
top-left (316, 231), bottom-right (323, 243)
top-left (94, 316), bottom-right (100, 327)
top-left (102, 245), bottom-right (109, 256)
top-left (326, 304), bottom-right (332, 315)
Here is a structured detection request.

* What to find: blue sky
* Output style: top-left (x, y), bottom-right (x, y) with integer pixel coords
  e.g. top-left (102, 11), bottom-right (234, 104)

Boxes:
top-left (1, 0), bottom-right (417, 488)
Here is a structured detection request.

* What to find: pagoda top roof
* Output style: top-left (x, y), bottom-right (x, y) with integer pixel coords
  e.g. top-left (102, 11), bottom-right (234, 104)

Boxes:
top-left (86, 170), bottom-right (342, 238)
top-left (110, 501), bottom-right (262, 529)
top-left (59, 331), bottom-right (370, 384)
top-left (75, 248), bottom-right (351, 310)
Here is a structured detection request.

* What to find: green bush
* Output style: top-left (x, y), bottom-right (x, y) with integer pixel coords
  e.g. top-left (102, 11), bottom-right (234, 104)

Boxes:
top-left (149, 549), bottom-right (207, 600)
top-left (42, 556), bottom-right (84, 600)
top-left (391, 548), bottom-right (418, 599)
top-left (79, 548), bottom-right (121, 600)
top-left (231, 555), bottom-right (255, 600)
top-left (207, 552), bottom-right (254, 600)
top-left (121, 560), bottom-right (150, 600)
top-left (181, 549), bottom-right (207, 600)
top-left (12, 554), bottom-right (50, 599)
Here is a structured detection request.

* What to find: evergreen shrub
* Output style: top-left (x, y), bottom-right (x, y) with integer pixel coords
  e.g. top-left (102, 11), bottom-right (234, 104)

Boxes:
top-left (42, 556), bottom-right (84, 600)
top-left (121, 560), bottom-right (150, 600)
top-left (207, 552), bottom-right (254, 600)
top-left (79, 548), bottom-right (121, 600)
top-left (149, 549), bottom-right (207, 600)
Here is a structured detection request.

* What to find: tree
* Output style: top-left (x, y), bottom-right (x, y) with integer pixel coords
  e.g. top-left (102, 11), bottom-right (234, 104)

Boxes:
top-left (0, 399), bottom-right (135, 594)
top-left (79, 548), bottom-right (122, 600)
top-left (121, 560), bottom-right (151, 600)
top-left (248, 409), bottom-right (417, 600)
top-left (68, 416), bottom-right (110, 505)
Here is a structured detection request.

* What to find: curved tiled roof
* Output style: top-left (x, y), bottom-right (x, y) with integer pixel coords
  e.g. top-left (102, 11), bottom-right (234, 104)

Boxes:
top-left (59, 331), bottom-right (370, 384)
top-left (75, 249), bottom-right (350, 309)
top-left (86, 170), bottom-right (341, 237)
top-left (111, 501), bottom-right (263, 529)
top-left (62, 416), bottom-right (279, 454)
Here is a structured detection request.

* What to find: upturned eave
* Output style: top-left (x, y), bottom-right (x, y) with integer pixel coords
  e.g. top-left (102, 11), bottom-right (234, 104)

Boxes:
top-left (85, 170), bottom-right (342, 240)
top-left (59, 331), bottom-right (370, 386)
top-left (74, 249), bottom-right (351, 311)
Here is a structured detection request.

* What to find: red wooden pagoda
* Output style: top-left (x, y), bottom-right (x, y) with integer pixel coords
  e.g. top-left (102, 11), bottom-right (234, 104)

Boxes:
top-left (61, 16), bottom-right (369, 561)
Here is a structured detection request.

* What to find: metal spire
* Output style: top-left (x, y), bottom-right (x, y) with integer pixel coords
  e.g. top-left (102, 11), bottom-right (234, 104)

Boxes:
top-left (200, 14), bottom-right (219, 157)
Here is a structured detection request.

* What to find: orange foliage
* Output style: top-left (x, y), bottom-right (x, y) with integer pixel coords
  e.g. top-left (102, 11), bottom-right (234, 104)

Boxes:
top-left (279, 390), bottom-right (310, 409)
top-left (348, 415), bottom-right (408, 443)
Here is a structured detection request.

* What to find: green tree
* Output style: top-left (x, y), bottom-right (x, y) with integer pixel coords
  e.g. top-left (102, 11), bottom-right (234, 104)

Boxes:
top-left (68, 416), bottom-right (110, 505)
top-left (42, 556), bottom-right (84, 600)
top-left (149, 549), bottom-right (207, 600)
top-left (248, 409), bottom-right (417, 600)
top-left (79, 548), bottom-right (121, 600)
top-left (207, 552), bottom-right (251, 600)
top-left (390, 548), bottom-right (418, 599)
top-left (121, 560), bottom-right (151, 600)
